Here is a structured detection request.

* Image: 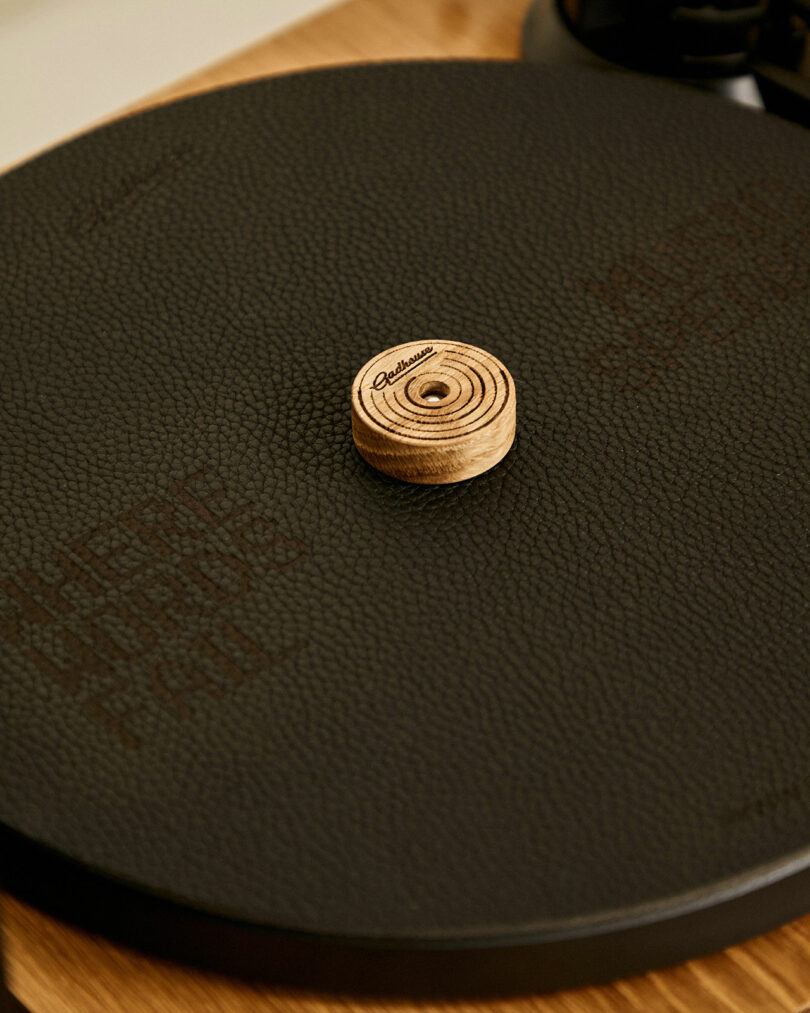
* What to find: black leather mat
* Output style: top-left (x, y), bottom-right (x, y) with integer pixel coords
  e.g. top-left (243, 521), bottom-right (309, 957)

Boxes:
top-left (1, 62), bottom-right (809, 995)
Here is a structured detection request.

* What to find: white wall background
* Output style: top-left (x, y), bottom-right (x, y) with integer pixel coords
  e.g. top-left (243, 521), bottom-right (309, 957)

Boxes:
top-left (0, 0), bottom-right (334, 168)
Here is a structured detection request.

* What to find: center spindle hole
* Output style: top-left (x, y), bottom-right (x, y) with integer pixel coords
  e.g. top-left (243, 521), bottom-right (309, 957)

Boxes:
top-left (419, 380), bottom-right (450, 403)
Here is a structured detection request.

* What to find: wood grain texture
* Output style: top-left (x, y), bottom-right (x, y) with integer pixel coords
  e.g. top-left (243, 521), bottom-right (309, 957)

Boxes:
top-left (351, 341), bottom-right (516, 483)
top-left (5, 0), bottom-right (810, 1010)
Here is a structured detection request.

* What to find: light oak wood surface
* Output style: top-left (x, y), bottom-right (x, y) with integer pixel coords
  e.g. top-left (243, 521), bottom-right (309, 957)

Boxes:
top-left (351, 341), bottom-right (517, 483)
top-left (5, 0), bottom-right (810, 1010)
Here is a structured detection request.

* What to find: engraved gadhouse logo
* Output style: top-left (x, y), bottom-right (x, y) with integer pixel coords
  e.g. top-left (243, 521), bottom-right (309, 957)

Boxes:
top-left (371, 346), bottom-right (433, 389)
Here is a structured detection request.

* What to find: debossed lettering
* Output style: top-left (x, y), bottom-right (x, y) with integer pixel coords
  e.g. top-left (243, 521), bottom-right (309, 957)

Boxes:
top-left (585, 179), bottom-right (810, 389)
top-left (0, 467), bottom-right (309, 748)
top-left (67, 147), bottom-right (193, 236)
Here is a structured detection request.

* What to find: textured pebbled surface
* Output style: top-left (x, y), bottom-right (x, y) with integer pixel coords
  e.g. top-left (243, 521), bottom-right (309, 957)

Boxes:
top-left (1, 61), bottom-right (810, 962)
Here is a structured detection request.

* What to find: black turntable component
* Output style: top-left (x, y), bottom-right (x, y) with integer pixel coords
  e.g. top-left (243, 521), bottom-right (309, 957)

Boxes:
top-left (523, 0), bottom-right (810, 126)
top-left (1, 61), bottom-right (809, 996)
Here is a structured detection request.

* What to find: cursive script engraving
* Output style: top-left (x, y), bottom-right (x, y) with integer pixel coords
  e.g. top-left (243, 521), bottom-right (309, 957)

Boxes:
top-left (67, 146), bottom-right (194, 236)
top-left (372, 346), bottom-right (434, 389)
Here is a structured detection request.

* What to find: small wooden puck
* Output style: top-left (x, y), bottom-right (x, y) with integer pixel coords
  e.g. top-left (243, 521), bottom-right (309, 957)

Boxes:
top-left (351, 340), bottom-right (516, 484)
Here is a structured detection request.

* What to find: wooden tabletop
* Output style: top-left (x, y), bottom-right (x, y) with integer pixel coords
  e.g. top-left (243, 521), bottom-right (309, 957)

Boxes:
top-left (5, 1), bottom-right (810, 1010)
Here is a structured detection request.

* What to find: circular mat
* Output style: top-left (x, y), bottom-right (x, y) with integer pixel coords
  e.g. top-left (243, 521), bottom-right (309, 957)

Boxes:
top-left (1, 62), bottom-right (809, 995)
